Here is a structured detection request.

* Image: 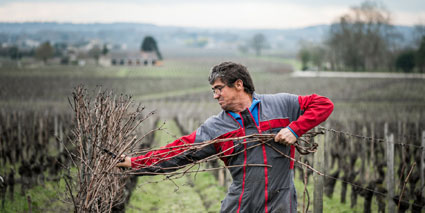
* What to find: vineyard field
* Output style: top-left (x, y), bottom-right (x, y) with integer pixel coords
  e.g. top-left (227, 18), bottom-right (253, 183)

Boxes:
top-left (1, 54), bottom-right (425, 212)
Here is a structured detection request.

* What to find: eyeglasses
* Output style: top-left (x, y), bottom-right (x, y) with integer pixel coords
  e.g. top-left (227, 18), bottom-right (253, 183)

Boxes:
top-left (211, 85), bottom-right (226, 95)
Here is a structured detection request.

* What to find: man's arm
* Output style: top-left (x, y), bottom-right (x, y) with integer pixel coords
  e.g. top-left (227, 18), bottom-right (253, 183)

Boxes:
top-left (131, 131), bottom-right (197, 169)
top-left (275, 94), bottom-right (334, 144)
top-left (117, 128), bottom-right (216, 174)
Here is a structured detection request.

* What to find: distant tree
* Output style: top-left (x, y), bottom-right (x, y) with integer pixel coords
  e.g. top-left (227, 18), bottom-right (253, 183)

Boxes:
top-left (35, 41), bottom-right (54, 64)
top-left (53, 42), bottom-right (67, 57)
top-left (395, 50), bottom-right (415, 73)
top-left (251, 33), bottom-right (268, 56)
top-left (141, 36), bottom-right (162, 60)
top-left (416, 36), bottom-right (425, 73)
top-left (310, 45), bottom-right (326, 70)
top-left (326, 1), bottom-right (397, 71)
top-left (0, 46), bottom-right (7, 57)
top-left (413, 23), bottom-right (425, 46)
top-left (89, 45), bottom-right (102, 65)
top-left (297, 47), bottom-right (311, 71)
top-left (6, 45), bottom-right (22, 67)
top-left (102, 44), bottom-right (109, 55)
top-left (8, 46), bottom-right (21, 61)
top-left (21, 48), bottom-right (35, 58)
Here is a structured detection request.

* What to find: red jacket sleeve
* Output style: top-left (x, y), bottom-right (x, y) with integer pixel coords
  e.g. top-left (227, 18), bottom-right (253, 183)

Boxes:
top-left (288, 94), bottom-right (334, 137)
top-left (131, 131), bottom-right (197, 169)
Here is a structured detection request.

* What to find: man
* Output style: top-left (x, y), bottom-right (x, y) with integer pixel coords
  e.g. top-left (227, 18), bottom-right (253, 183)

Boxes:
top-left (117, 61), bottom-right (334, 212)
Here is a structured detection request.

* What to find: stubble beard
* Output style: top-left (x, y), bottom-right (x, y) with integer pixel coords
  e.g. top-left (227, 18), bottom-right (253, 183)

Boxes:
top-left (219, 97), bottom-right (237, 112)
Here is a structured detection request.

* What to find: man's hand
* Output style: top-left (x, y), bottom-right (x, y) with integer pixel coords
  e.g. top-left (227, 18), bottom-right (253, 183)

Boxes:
top-left (116, 156), bottom-right (132, 168)
top-left (274, 128), bottom-right (297, 145)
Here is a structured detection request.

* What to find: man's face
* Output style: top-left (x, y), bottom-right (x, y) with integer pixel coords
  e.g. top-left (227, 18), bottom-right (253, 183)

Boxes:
top-left (211, 79), bottom-right (239, 111)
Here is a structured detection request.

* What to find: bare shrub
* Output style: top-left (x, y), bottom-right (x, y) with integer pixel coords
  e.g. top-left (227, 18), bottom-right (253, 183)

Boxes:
top-left (66, 85), bottom-right (155, 212)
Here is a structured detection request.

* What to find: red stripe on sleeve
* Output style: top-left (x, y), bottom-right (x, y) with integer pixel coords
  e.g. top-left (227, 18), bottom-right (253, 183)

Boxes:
top-left (131, 131), bottom-right (197, 169)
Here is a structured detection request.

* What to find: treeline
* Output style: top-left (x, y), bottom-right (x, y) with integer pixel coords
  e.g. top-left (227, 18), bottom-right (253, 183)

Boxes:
top-left (0, 35), bottom-right (162, 66)
top-left (0, 41), bottom-right (74, 64)
top-left (298, 1), bottom-right (425, 73)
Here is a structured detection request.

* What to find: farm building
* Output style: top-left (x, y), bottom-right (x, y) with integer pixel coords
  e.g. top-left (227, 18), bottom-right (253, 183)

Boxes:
top-left (99, 50), bottom-right (161, 67)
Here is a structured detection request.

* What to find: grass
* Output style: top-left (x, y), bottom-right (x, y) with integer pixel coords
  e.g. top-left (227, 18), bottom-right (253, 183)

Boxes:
top-left (1, 174), bottom-right (72, 213)
top-left (293, 172), bottom-right (379, 213)
top-left (1, 144), bottom-right (75, 212)
top-left (250, 55), bottom-right (302, 70)
top-left (126, 171), bottom-right (226, 213)
top-left (127, 175), bottom-right (207, 213)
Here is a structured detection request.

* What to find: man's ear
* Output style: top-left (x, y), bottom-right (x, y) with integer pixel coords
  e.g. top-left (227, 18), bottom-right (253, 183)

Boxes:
top-left (235, 79), bottom-right (244, 91)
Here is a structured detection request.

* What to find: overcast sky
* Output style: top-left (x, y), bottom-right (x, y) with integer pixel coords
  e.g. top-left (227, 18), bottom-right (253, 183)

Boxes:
top-left (1, 0), bottom-right (424, 29)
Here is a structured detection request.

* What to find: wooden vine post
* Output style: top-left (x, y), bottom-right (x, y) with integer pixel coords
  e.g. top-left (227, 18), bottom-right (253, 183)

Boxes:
top-left (361, 126), bottom-right (367, 182)
top-left (385, 122), bottom-right (395, 213)
top-left (313, 128), bottom-right (325, 213)
top-left (421, 131), bottom-right (425, 198)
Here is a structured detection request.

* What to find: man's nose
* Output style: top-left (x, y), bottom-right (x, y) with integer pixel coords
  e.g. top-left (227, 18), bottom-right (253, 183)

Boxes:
top-left (213, 93), bottom-right (220, 99)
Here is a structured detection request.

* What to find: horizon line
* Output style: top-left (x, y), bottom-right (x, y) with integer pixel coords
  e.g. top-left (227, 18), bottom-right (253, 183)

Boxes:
top-left (0, 21), bottom-right (416, 31)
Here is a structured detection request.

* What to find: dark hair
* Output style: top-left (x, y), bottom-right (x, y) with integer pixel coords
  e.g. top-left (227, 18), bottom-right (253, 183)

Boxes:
top-left (208, 62), bottom-right (255, 94)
